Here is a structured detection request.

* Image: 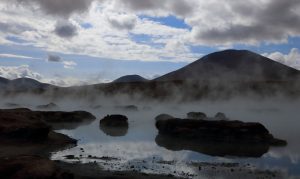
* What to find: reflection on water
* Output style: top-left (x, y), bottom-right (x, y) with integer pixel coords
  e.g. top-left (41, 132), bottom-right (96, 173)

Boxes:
top-left (100, 125), bottom-right (128, 137)
top-left (155, 134), bottom-right (270, 158)
top-left (50, 99), bottom-right (300, 178)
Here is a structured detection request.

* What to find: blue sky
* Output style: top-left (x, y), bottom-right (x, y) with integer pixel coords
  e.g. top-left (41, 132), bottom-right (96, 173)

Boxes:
top-left (0, 0), bottom-right (300, 86)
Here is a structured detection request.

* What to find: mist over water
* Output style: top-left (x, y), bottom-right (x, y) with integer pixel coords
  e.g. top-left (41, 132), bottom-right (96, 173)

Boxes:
top-left (2, 94), bottom-right (297, 178)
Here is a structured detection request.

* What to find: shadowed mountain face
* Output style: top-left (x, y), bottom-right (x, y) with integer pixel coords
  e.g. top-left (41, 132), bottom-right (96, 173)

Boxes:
top-left (0, 78), bottom-right (52, 92)
top-left (155, 50), bottom-right (300, 82)
top-left (113, 75), bottom-right (148, 83)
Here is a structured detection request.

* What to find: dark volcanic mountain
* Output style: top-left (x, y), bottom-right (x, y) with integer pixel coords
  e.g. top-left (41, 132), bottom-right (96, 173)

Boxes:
top-left (113, 75), bottom-right (148, 83)
top-left (0, 78), bottom-right (52, 92)
top-left (155, 50), bottom-right (300, 82)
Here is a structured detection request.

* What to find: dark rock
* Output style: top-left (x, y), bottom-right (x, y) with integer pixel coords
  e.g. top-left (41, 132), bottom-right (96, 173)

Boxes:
top-left (99, 115), bottom-right (129, 137)
top-left (0, 108), bottom-right (77, 158)
top-left (0, 155), bottom-right (73, 179)
top-left (155, 118), bottom-right (287, 146)
top-left (187, 112), bottom-right (207, 119)
top-left (100, 115), bottom-right (128, 127)
top-left (0, 109), bottom-right (50, 141)
top-left (64, 155), bottom-right (76, 159)
top-left (215, 112), bottom-right (227, 120)
top-left (38, 111), bottom-right (96, 123)
top-left (155, 114), bottom-right (174, 121)
top-left (36, 102), bottom-right (58, 110)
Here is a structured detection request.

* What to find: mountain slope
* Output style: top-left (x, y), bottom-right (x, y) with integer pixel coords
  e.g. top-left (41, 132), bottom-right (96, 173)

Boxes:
top-left (155, 50), bottom-right (300, 82)
top-left (113, 75), bottom-right (148, 83)
top-left (0, 77), bottom-right (52, 92)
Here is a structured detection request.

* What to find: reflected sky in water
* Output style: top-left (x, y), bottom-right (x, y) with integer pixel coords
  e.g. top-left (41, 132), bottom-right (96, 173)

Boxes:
top-left (51, 98), bottom-right (300, 178)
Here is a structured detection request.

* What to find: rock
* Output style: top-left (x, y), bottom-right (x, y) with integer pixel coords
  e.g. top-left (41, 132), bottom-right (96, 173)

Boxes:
top-left (215, 112), bottom-right (227, 120)
top-left (0, 155), bottom-right (73, 179)
top-left (0, 108), bottom-right (77, 158)
top-left (99, 115), bottom-right (129, 137)
top-left (155, 114), bottom-right (174, 121)
top-left (187, 112), bottom-right (207, 119)
top-left (100, 115), bottom-right (128, 127)
top-left (115, 105), bottom-right (138, 111)
top-left (0, 109), bottom-right (50, 141)
top-left (38, 111), bottom-right (96, 123)
top-left (37, 102), bottom-right (58, 110)
top-left (155, 118), bottom-right (287, 146)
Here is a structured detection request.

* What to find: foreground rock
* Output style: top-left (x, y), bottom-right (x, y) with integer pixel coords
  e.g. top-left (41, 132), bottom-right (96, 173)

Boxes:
top-left (0, 155), bottom-right (73, 179)
top-left (156, 117), bottom-right (287, 146)
top-left (100, 115), bottom-right (129, 137)
top-left (0, 108), bottom-right (50, 141)
top-left (0, 108), bottom-right (77, 157)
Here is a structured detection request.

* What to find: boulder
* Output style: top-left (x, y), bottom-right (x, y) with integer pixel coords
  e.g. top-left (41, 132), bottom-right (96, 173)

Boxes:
top-left (99, 115), bottom-right (129, 137)
top-left (155, 118), bottom-right (287, 146)
top-left (0, 108), bottom-right (77, 158)
top-left (100, 115), bottom-right (128, 127)
top-left (0, 109), bottom-right (50, 141)
top-left (38, 111), bottom-right (96, 123)
top-left (187, 112), bottom-right (207, 119)
top-left (155, 114), bottom-right (174, 121)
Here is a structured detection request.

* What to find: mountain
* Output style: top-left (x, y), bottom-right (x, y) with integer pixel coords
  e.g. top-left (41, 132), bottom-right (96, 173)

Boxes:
top-left (155, 50), bottom-right (300, 82)
top-left (113, 75), bottom-right (148, 83)
top-left (0, 77), bottom-right (9, 87)
top-left (0, 77), bottom-right (52, 92)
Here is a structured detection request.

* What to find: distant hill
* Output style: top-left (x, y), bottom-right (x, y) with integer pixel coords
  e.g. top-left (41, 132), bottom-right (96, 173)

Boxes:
top-left (0, 77), bottom-right (52, 92)
top-left (113, 75), bottom-right (148, 83)
top-left (155, 50), bottom-right (300, 82)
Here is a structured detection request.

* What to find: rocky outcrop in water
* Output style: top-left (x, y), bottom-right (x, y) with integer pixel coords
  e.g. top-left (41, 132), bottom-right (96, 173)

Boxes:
top-left (155, 114), bottom-right (174, 121)
top-left (187, 112), bottom-right (207, 119)
top-left (155, 116), bottom-right (287, 146)
top-left (100, 115), bottom-right (129, 137)
top-left (0, 108), bottom-right (50, 141)
top-left (0, 108), bottom-right (77, 158)
top-left (38, 110), bottom-right (96, 123)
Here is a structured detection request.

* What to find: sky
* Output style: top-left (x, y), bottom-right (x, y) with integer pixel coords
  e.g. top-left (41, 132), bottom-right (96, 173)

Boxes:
top-left (0, 0), bottom-right (300, 86)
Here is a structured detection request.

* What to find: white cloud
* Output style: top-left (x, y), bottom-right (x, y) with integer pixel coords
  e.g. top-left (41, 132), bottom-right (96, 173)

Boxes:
top-left (0, 65), bottom-right (102, 87)
top-left (0, 53), bottom-right (41, 60)
top-left (264, 48), bottom-right (300, 70)
top-left (107, 13), bottom-right (137, 31)
top-left (0, 0), bottom-right (299, 63)
top-left (0, 65), bottom-right (43, 80)
top-left (62, 60), bottom-right (77, 69)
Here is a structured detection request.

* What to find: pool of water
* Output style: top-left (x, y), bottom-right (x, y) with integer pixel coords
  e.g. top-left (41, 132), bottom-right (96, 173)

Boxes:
top-left (51, 98), bottom-right (300, 178)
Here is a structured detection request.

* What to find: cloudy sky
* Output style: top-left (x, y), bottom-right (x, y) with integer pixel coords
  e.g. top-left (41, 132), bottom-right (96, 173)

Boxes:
top-left (0, 0), bottom-right (300, 86)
